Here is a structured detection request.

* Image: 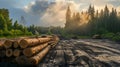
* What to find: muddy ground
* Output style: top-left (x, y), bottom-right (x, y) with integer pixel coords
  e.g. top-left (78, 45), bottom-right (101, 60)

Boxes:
top-left (38, 39), bottom-right (120, 67)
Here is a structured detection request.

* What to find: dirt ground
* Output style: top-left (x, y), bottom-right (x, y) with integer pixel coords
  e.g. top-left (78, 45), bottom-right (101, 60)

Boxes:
top-left (38, 39), bottom-right (120, 67)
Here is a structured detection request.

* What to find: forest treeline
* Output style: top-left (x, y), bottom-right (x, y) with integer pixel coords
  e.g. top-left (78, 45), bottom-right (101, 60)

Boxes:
top-left (28, 5), bottom-right (120, 41)
top-left (64, 5), bottom-right (120, 41)
top-left (0, 5), bottom-right (120, 41)
top-left (0, 8), bottom-right (32, 37)
top-left (65, 5), bottom-right (120, 35)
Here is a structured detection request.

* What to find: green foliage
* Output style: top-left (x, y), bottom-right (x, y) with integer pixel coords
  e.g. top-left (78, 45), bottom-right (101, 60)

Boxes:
top-left (2, 30), bottom-right (13, 36)
top-left (112, 35), bottom-right (120, 42)
top-left (0, 30), bottom-right (3, 36)
top-left (102, 32), bottom-right (120, 42)
top-left (102, 33), bottom-right (115, 39)
top-left (0, 8), bottom-right (32, 37)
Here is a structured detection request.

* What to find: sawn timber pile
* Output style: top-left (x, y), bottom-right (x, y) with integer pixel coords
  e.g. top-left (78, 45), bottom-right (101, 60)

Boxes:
top-left (0, 35), bottom-right (59, 65)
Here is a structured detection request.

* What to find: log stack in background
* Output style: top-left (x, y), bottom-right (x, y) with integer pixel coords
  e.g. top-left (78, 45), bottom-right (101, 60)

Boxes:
top-left (0, 35), bottom-right (59, 65)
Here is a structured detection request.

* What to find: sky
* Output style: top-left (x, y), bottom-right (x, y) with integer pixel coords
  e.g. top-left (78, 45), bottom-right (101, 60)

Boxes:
top-left (0, 0), bottom-right (120, 27)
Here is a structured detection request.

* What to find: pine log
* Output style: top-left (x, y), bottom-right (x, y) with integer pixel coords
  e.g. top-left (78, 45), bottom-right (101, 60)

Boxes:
top-left (51, 35), bottom-right (59, 41)
top-left (0, 50), bottom-right (6, 58)
top-left (0, 41), bottom-right (4, 49)
top-left (23, 43), bottom-right (48, 57)
top-left (13, 40), bottom-right (20, 48)
top-left (51, 42), bottom-right (58, 48)
top-left (6, 49), bottom-right (13, 57)
top-left (20, 38), bottom-right (51, 48)
top-left (28, 45), bottom-right (51, 64)
top-left (13, 49), bottom-right (21, 57)
top-left (4, 40), bottom-right (14, 48)
top-left (15, 56), bottom-right (28, 64)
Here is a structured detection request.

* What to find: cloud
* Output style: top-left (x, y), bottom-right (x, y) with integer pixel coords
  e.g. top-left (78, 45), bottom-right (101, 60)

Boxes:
top-left (23, 0), bottom-right (80, 27)
top-left (0, 0), bottom-right (120, 27)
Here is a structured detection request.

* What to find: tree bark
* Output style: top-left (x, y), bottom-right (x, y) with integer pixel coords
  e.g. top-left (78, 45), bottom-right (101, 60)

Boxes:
top-left (23, 43), bottom-right (48, 57)
top-left (20, 38), bottom-right (51, 48)
top-left (28, 45), bottom-right (51, 64)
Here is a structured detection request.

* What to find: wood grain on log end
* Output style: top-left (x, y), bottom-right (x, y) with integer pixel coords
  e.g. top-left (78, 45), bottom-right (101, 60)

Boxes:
top-left (23, 48), bottom-right (32, 57)
top-left (4, 40), bottom-right (13, 48)
top-left (13, 41), bottom-right (20, 48)
top-left (15, 56), bottom-right (28, 64)
top-left (13, 49), bottom-right (20, 57)
top-left (20, 39), bottom-right (28, 48)
top-left (6, 49), bottom-right (13, 57)
top-left (28, 58), bottom-right (38, 65)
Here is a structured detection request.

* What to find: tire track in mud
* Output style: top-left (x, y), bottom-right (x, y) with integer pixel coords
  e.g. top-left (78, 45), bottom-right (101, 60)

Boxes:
top-left (38, 39), bottom-right (120, 67)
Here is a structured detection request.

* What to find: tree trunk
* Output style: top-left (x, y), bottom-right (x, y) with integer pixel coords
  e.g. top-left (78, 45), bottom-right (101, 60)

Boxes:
top-left (6, 49), bottom-right (13, 57)
top-left (28, 45), bottom-right (51, 64)
top-left (20, 38), bottom-right (51, 48)
top-left (23, 43), bottom-right (48, 57)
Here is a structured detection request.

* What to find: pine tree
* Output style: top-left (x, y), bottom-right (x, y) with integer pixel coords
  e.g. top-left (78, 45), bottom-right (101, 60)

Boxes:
top-left (88, 5), bottom-right (95, 19)
top-left (65, 6), bottom-right (71, 29)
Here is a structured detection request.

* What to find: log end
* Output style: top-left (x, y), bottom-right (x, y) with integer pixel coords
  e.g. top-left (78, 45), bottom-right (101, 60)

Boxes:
top-left (4, 40), bottom-right (13, 48)
top-left (13, 49), bottom-right (20, 57)
top-left (6, 49), bottom-right (13, 57)
top-left (13, 41), bottom-right (19, 48)
top-left (29, 58), bottom-right (38, 65)
top-left (23, 48), bottom-right (33, 57)
top-left (16, 56), bottom-right (29, 64)
top-left (20, 39), bottom-right (28, 48)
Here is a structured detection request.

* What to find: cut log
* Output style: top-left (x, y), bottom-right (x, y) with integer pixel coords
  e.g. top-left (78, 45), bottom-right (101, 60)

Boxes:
top-left (13, 40), bottom-right (20, 48)
top-left (4, 40), bottom-right (14, 48)
top-left (23, 43), bottom-right (48, 57)
top-left (0, 41), bottom-right (4, 49)
top-left (28, 45), bottom-right (51, 64)
top-left (0, 50), bottom-right (6, 58)
top-left (38, 38), bottom-right (51, 43)
top-left (51, 35), bottom-right (59, 42)
top-left (6, 49), bottom-right (13, 57)
top-left (15, 56), bottom-right (29, 64)
top-left (20, 38), bottom-right (51, 48)
top-left (48, 41), bottom-right (57, 48)
top-left (13, 49), bottom-right (21, 57)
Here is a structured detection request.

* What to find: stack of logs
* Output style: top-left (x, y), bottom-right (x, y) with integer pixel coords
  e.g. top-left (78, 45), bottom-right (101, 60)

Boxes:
top-left (0, 35), bottom-right (59, 65)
